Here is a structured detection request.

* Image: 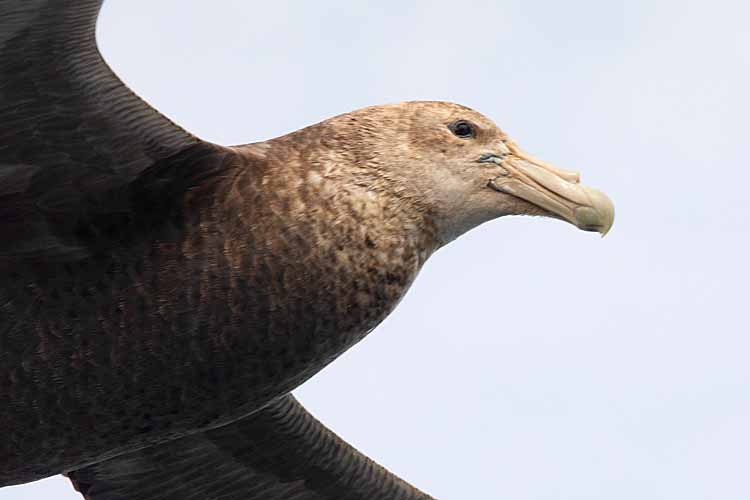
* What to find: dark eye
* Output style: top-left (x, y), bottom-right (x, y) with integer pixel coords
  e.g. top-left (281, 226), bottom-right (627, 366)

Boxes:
top-left (449, 120), bottom-right (476, 139)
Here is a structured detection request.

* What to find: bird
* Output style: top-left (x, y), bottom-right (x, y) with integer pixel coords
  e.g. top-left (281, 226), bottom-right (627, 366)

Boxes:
top-left (0, 1), bottom-right (614, 498)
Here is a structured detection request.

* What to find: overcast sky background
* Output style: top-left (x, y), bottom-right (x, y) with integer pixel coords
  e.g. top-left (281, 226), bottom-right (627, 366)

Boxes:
top-left (5, 1), bottom-right (750, 499)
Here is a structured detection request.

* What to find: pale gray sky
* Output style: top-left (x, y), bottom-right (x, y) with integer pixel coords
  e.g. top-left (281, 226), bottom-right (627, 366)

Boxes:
top-left (5, 1), bottom-right (750, 499)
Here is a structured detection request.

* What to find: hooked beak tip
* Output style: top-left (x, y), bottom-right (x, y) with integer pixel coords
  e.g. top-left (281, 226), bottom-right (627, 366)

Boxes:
top-left (575, 187), bottom-right (615, 237)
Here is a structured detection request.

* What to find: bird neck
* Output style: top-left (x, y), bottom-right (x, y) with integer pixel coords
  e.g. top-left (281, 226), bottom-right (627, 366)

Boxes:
top-left (232, 142), bottom-right (441, 259)
top-left (163, 147), bottom-right (440, 409)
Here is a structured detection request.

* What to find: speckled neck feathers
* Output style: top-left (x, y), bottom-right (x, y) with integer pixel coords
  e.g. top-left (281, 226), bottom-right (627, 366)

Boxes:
top-left (1, 128), bottom-right (440, 482)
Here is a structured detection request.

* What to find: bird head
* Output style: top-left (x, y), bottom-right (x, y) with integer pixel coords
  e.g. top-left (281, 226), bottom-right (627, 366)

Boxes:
top-left (272, 101), bottom-right (614, 246)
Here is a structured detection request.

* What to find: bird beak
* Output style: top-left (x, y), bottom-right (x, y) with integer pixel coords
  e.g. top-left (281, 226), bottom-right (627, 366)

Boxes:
top-left (486, 140), bottom-right (615, 236)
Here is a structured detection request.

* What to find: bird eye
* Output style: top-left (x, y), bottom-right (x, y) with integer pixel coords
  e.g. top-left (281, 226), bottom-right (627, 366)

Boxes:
top-left (449, 120), bottom-right (476, 139)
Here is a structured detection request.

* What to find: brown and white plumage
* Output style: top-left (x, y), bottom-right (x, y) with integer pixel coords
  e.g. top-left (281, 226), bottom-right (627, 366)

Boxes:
top-left (0, 1), bottom-right (613, 498)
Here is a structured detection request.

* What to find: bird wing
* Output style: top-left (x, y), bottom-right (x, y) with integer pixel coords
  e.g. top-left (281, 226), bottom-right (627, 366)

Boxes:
top-left (0, 0), bottom-right (227, 263)
top-left (67, 394), bottom-right (435, 500)
top-left (2, 4), bottom-right (433, 496)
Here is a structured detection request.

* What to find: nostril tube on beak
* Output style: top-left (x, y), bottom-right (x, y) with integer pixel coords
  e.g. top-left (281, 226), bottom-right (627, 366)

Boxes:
top-left (548, 167), bottom-right (580, 184)
top-left (533, 157), bottom-right (580, 183)
top-left (564, 171), bottom-right (581, 184)
top-left (508, 145), bottom-right (581, 184)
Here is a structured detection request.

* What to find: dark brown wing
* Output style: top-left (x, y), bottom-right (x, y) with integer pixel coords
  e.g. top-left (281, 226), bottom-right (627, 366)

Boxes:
top-left (67, 395), bottom-right (435, 500)
top-left (0, 0), bottom-right (237, 483)
top-left (0, 0), bottom-right (225, 263)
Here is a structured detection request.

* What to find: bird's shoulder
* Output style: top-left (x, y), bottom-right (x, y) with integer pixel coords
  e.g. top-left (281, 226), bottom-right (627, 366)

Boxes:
top-left (0, 142), bottom-right (242, 266)
top-left (0, 0), bottom-right (245, 265)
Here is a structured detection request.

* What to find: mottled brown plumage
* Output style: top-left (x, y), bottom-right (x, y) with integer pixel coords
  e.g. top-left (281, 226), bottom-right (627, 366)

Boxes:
top-left (0, 1), bottom-right (613, 498)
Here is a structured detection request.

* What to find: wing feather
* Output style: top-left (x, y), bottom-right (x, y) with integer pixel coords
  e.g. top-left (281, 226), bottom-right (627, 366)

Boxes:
top-left (68, 395), bottom-right (435, 500)
top-left (0, 0), bottom-right (223, 261)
